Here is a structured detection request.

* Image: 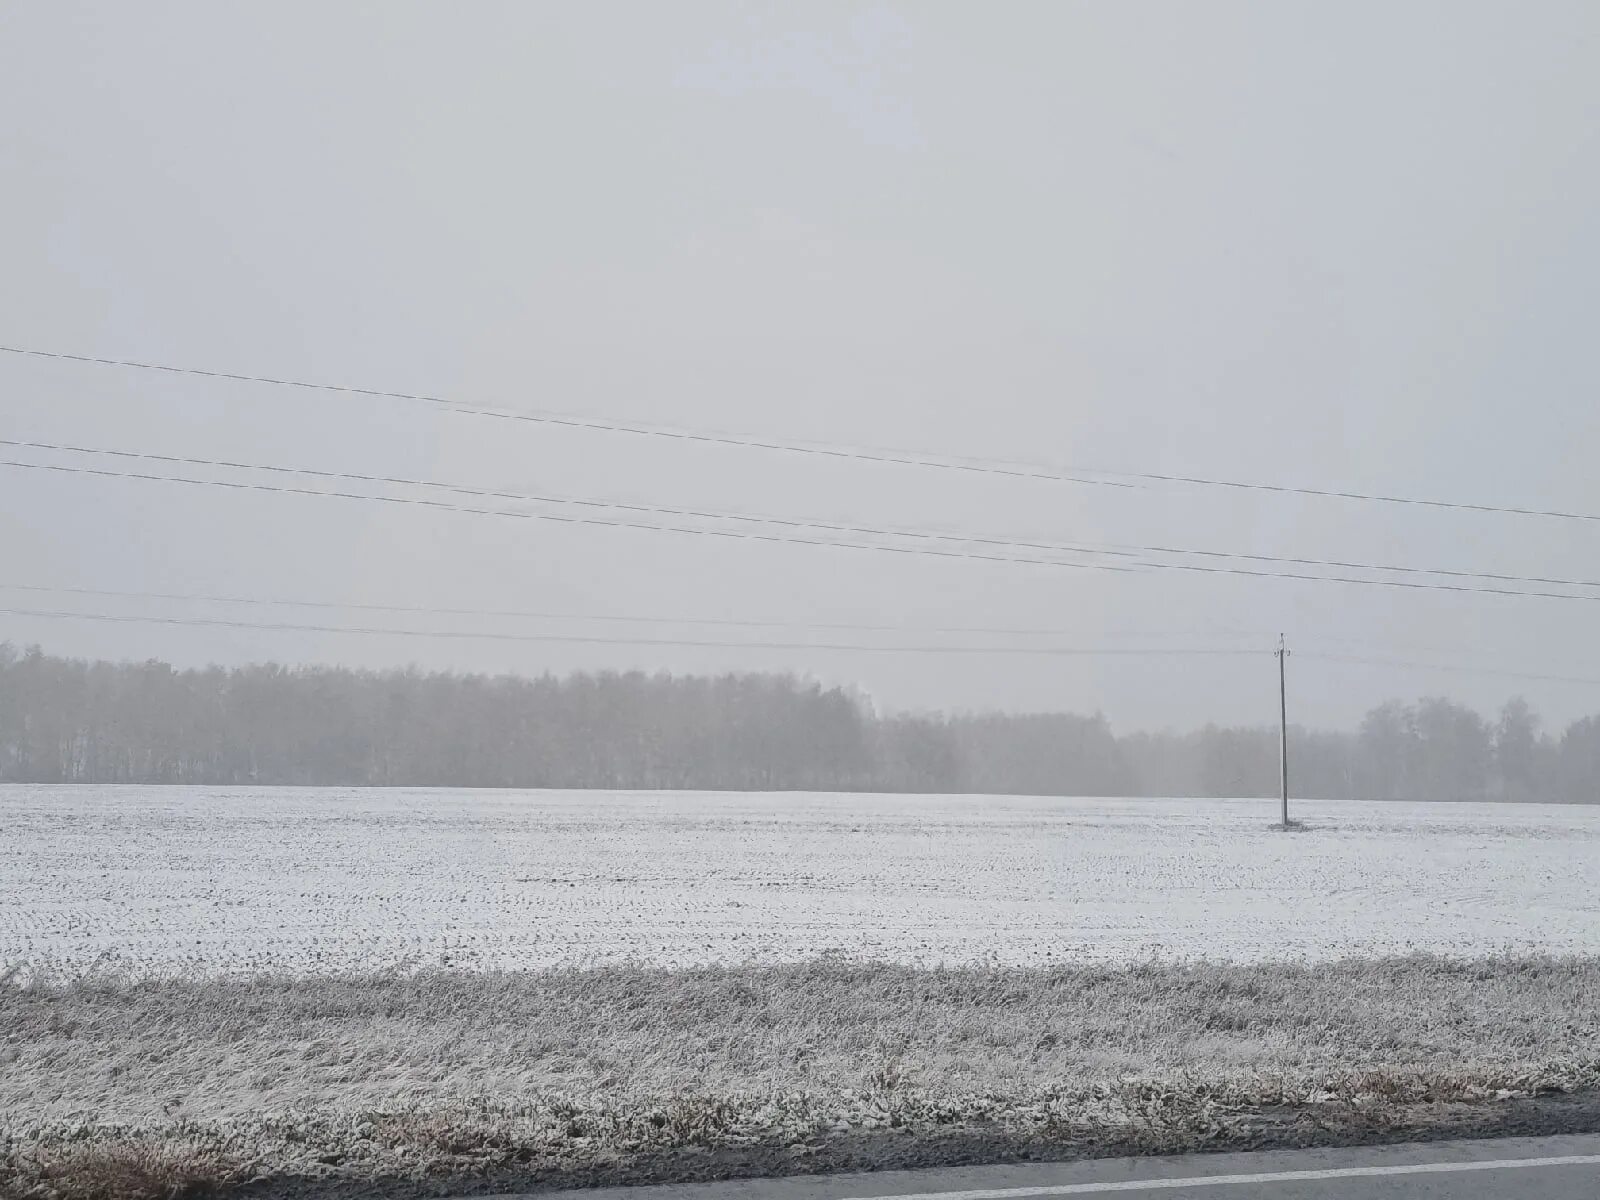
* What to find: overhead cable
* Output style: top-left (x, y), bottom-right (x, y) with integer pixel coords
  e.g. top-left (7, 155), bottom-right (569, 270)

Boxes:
top-left (9, 343), bottom-right (1600, 522)
top-left (0, 582), bottom-right (1267, 641)
top-left (0, 604), bottom-right (1263, 657)
top-left (7, 445), bottom-right (1600, 603)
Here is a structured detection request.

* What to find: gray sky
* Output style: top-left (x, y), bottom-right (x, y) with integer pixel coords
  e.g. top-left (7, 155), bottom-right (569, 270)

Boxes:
top-left (3, 0), bottom-right (1600, 732)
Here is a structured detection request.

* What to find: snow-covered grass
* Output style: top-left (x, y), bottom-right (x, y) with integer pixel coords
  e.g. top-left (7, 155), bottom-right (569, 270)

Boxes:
top-left (5, 956), bottom-right (1599, 1199)
top-left (7, 790), bottom-right (1598, 1197)
top-left (4, 787), bottom-right (1599, 975)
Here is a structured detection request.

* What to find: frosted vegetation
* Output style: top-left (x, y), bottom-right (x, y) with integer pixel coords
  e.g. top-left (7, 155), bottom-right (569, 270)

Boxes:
top-left (6, 957), bottom-right (1598, 1199)
top-left (5, 788), bottom-right (1600, 978)
top-left (6, 788), bottom-right (1599, 1198)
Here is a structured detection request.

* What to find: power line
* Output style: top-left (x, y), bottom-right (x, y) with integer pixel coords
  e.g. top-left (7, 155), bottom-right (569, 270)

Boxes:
top-left (0, 438), bottom-right (1141, 564)
top-left (27, 582), bottom-right (1600, 682)
top-left (8, 442), bottom-right (1600, 603)
top-left (9, 342), bottom-right (1600, 524)
top-left (8, 599), bottom-right (1598, 685)
top-left (1299, 652), bottom-right (1600, 688)
top-left (9, 456), bottom-right (1600, 603)
top-left (0, 345), bottom-right (1132, 492)
top-left (0, 458), bottom-right (1149, 578)
top-left (18, 436), bottom-right (1600, 589)
top-left (1124, 540), bottom-right (1600, 591)
top-left (0, 604), bottom-right (1264, 657)
top-left (0, 582), bottom-right (1267, 641)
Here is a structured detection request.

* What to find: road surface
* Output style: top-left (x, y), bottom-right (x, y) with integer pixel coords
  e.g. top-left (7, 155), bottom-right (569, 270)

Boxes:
top-left (518, 1134), bottom-right (1600, 1199)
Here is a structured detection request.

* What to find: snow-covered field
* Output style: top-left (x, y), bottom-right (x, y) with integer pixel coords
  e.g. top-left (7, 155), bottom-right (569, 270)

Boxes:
top-left (4, 786), bottom-right (1598, 974)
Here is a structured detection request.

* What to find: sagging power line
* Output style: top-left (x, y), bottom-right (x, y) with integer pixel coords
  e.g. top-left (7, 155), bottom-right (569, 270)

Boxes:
top-left (0, 438), bottom-right (1141, 564)
top-left (0, 345), bottom-right (1131, 491)
top-left (0, 458), bottom-right (1145, 578)
top-left (7, 443), bottom-right (1600, 603)
top-left (1299, 651), bottom-right (1600, 688)
top-left (15, 437), bottom-right (1600, 591)
top-left (8, 342), bottom-right (1600, 524)
top-left (8, 600), bottom-right (1600, 689)
top-left (0, 604), bottom-right (1264, 657)
top-left (0, 582), bottom-right (1269, 641)
top-left (18, 581), bottom-right (1598, 685)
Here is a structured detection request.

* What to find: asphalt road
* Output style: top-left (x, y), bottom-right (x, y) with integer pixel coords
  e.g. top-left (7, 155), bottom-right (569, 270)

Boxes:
top-left (520, 1134), bottom-right (1600, 1200)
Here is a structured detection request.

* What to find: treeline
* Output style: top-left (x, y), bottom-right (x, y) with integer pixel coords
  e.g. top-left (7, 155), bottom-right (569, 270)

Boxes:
top-left (1, 644), bottom-right (1597, 801)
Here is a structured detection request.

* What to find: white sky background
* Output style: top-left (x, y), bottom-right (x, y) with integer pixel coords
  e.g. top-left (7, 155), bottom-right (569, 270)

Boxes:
top-left (2, 1), bottom-right (1599, 732)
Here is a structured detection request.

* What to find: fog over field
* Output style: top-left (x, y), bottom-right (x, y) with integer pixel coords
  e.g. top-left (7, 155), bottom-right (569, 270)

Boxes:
top-left (6, 4), bottom-right (1600, 1195)
top-left (6, 647), bottom-right (1600, 802)
top-left (6, 4), bottom-right (1600, 733)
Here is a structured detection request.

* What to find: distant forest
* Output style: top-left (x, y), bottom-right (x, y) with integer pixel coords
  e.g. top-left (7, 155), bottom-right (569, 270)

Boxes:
top-left (1, 644), bottom-right (1597, 802)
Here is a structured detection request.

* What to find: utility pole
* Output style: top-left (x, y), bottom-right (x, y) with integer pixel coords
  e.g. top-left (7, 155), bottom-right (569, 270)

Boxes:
top-left (1276, 634), bottom-right (1290, 828)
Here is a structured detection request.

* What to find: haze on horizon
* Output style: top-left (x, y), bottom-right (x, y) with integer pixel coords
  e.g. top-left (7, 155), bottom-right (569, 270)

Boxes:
top-left (4, 1), bottom-right (1600, 734)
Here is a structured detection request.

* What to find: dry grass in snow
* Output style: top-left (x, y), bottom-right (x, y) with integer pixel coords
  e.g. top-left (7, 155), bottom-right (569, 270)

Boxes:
top-left (4, 955), bottom-right (1600, 1198)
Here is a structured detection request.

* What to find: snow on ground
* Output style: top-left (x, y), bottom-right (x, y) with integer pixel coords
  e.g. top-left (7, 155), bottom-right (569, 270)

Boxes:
top-left (3, 787), bottom-right (1598, 974)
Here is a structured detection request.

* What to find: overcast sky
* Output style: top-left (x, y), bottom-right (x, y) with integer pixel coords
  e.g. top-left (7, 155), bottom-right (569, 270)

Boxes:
top-left (3, 1), bottom-right (1599, 732)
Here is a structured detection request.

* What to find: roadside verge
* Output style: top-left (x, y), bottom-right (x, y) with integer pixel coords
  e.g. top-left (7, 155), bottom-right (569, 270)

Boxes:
top-left (5, 955), bottom-right (1598, 1199)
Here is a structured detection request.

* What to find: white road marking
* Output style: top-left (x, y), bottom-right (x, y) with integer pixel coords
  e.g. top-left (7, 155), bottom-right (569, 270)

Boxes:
top-left (835, 1153), bottom-right (1600, 1198)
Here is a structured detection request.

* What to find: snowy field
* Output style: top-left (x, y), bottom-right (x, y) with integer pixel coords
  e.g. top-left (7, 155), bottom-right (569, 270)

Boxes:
top-left (3, 786), bottom-right (1598, 975)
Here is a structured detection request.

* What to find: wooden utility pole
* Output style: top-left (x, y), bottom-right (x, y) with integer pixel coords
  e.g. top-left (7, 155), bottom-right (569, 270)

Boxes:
top-left (1276, 634), bottom-right (1290, 828)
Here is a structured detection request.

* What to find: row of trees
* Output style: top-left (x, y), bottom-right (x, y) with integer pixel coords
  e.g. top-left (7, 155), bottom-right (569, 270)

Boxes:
top-left (1, 644), bottom-right (1597, 801)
